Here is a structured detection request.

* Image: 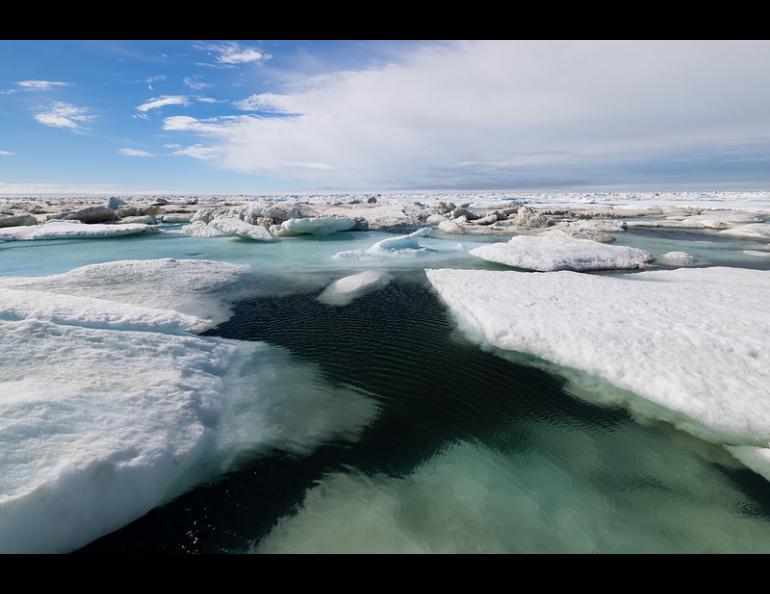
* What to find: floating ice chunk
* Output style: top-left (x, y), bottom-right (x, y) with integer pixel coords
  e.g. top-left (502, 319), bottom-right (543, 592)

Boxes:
top-left (720, 223), bottom-right (770, 239)
top-left (0, 214), bottom-right (37, 228)
top-left (272, 216), bottom-right (356, 237)
top-left (0, 221), bottom-right (151, 241)
top-left (0, 258), bottom-right (248, 326)
top-left (425, 267), bottom-right (770, 446)
top-left (0, 259), bottom-right (378, 553)
top-left (0, 288), bottom-right (208, 333)
top-left (470, 235), bottom-right (653, 271)
top-left (743, 250), bottom-right (770, 258)
top-left (161, 214), bottom-right (192, 224)
top-left (317, 270), bottom-right (394, 306)
top-left (183, 217), bottom-right (275, 241)
top-left (661, 251), bottom-right (696, 266)
top-left (334, 228), bottom-right (436, 259)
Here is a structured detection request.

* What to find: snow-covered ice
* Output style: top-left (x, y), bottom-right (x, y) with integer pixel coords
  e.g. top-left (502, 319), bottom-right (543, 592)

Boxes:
top-left (0, 221), bottom-right (151, 241)
top-left (271, 216), bottom-right (357, 237)
top-left (334, 228), bottom-right (436, 259)
top-left (182, 217), bottom-right (275, 241)
top-left (469, 235), bottom-right (653, 271)
top-left (661, 251), bottom-right (696, 266)
top-left (720, 223), bottom-right (770, 240)
top-left (0, 259), bottom-right (378, 553)
top-left (0, 258), bottom-right (248, 326)
top-left (426, 267), bottom-right (770, 447)
top-left (317, 270), bottom-right (394, 306)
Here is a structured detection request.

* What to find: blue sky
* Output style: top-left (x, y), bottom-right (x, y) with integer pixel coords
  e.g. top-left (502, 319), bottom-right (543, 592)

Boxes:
top-left (2, 40), bottom-right (770, 194)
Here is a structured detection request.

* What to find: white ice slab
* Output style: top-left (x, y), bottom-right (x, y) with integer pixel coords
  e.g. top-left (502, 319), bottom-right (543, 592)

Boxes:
top-left (470, 235), bottom-right (653, 271)
top-left (0, 222), bottom-right (150, 241)
top-left (426, 267), bottom-right (770, 446)
top-left (272, 216), bottom-right (356, 236)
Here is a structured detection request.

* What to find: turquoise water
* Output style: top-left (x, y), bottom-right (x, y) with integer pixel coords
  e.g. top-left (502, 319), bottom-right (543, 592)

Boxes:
top-left (4, 226), bottom-right (770, 553)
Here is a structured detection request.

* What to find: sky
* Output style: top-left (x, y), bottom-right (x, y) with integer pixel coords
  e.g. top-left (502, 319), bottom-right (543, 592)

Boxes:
top-left (2, 39), bottom-right (770, 195)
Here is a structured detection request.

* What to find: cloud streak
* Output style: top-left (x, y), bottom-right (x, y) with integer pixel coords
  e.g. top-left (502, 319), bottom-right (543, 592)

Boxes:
top-left (136, 95), bottom-right (189, 113)
top-left (17, 80), bottom-right (70, 90)
top-left (118, 148), bottom-right (155, 157)
top-left (34, 101), bottom-right (96, 131)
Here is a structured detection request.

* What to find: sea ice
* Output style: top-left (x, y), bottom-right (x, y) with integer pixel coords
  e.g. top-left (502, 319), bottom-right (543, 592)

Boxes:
top-left (720, 223), bottom-right (770, 240)
top-left (317, 270), bottom-right (394, 306)
top-left (182, 217), bottom-right (275, 241)
top-left (0, 259), bottom-right (378, 553)
top-left (0, 222), bottom-right (151, 241)
top-left (271, 216), bottom-right (357, 237)
top-left (661, 251), bottom-right (696, 266)
top-left (469, 235), bottom-right (653, 271)
top-left (425, 267), bottom-right (770, 447)
top-left (334, 228), bottom-right (436, 259)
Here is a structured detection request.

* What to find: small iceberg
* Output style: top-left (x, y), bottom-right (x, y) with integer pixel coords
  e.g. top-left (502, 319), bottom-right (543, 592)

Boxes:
top-left (470, 235), bottom-right (653, 271)
top-left (271, 216), bottom-right (357, 237)
top-left (334, 228), bottom-right (436, 259)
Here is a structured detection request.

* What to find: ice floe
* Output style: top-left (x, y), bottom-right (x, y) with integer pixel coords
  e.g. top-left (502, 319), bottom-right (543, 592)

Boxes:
top-left (425, 267), bottom-right (770, 447)
top-left (0, 221), bottom-right (151, 241)
top-left (182, 217), bottom-right (275, 241)
top-left (0, 259), bottom-right (378, 553)
top-left (469, 235), bottom-right (653, 271)
top-left (271, 216), bottom-right (357, 237)
top-left (720, 223), bottom-right (770, 240)
top-left (334, 228), bottom-right (436, 259)
top-left (317, 270), bottom-right (394, 306)
top-left (661, 251), bottom-right (696, 266)
top-left (0, 258), bottom-right (250, 327)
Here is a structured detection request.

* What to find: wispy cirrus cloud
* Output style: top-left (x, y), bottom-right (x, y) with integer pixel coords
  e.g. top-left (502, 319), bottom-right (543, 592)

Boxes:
top-left (0, 150), bottom-right (14, 156)
top-left (17, 80), bottom-right (71, 90)
top-left (193, 41), bottom-right (268, 67)
top-left (118, 148), bottom-right (155, 157)
top-left (183, 75), bottom-right (209, 90)
top-left (34, 101), bottom-right (96, 131)
top-left (232, 92), bottom-right (297, 112)
top-left (135, 95), bottom-right (189, 113)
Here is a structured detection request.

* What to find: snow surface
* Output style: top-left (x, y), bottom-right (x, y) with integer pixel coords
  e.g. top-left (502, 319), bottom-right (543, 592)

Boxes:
top-left (0, 258), bottom-right (248, 326)
top-left (272, 216), bottom-right (356, 236)
top-left (425, 267), bottom-right (770, 447)
top-left (720, 223), bottom-right (770, 240)
top-left (317, 270), bottom-right (394, 306)
top-left (0, 259), bottom-right (378, 553)
top-left (182, 217), bottom-right (275, 241)
top-left (0, 222), bottom-right (151, 241)
top-left (469, 235), bottom-right (653, 271)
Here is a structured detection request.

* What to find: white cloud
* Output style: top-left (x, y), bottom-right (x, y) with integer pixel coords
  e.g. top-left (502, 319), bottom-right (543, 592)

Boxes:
top-left (232, 92), bottom-right (297, 112)
top-left (118, 148), bottom-right (155, 157)
top-left (135, 95), bottom-right (189, 113)
top-left (183, 76), bottom-right (209, 90)
top-left (17, 80), bottom-right (70, 90)
top-left (195, 96), bottom-right (219, 104)
top-left (34, 101), bottom-right (96, 131)
top-left (194, 41), bottom-right (267, 67)
top-left (164, 40), bottom-right (770, 188)
top-left (171, 144), bottom-right (221, 160)
top-left (0, 150), bottom-right (13, 156)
